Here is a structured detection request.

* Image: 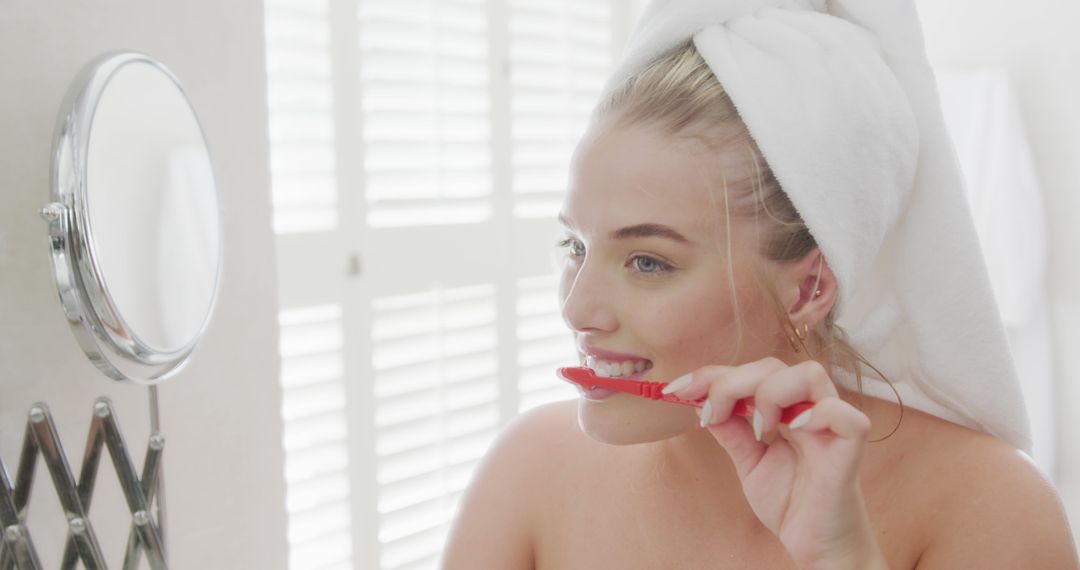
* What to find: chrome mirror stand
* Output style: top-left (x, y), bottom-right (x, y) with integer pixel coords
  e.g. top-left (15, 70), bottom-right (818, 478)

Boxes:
top-left (0, 399), bottom-right (166, 570)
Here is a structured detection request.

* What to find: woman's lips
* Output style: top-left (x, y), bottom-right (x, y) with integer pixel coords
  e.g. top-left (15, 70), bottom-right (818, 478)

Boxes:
top-left (578, 345), bottom-right (650, 362)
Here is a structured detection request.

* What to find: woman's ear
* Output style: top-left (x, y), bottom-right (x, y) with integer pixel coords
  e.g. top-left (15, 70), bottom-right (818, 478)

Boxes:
top-left (783, 248), bottom-right (838, 327)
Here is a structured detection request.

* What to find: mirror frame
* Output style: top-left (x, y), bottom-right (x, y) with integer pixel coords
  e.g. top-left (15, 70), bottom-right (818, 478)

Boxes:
top-left (43, 51), bottom-right (223, 385)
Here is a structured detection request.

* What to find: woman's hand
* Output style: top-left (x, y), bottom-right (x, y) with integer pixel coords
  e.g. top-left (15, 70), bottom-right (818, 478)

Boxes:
top-left (664, 357), bottom-right (889, 570)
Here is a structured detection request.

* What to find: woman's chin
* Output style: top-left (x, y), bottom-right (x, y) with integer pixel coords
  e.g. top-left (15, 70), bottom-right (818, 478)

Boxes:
top-left (575, 395), bottom-right (697, 445)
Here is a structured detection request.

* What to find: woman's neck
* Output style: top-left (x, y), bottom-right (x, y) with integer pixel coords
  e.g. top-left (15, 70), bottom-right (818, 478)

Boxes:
top-left (652, 421), bottom-right (740, 487)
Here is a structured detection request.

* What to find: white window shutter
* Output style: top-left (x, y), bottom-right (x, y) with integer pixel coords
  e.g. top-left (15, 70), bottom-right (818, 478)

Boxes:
top-left (360, 0), bottom-right (493, 227)
top-left (265, 0), bottom-right (355, 569)
top-left (510, 0), bottom-right (612, 218)
top-left (371, 286), bottom-right (499, 568)
top-left (279, 306), bottom-right (354, 570)
top-left (265, 0), bottom-right (338, 234)
top-left (266, 1), bottom-right (619, 568)
top-left (359, 2), bottom-right (502, 568)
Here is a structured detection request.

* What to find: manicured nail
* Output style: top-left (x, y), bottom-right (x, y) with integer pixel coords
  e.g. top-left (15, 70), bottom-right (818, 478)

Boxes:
top-left (662, 373), bottom-right (694, 394)
top-left (752, 410), bottom-right (763, 441)
top-left (698, 400), bottom-right (713, 427)
top-left (789, 409), bottom-right (813, 430)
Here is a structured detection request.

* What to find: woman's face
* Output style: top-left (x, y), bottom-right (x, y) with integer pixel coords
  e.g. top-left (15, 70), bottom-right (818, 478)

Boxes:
top-left (558, 119), bottom-right (786, 445)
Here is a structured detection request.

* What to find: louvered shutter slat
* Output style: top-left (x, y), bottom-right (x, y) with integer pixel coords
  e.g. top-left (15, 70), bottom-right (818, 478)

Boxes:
top-left (370, 283), bottom-right (498, 568)
top-left (510, 0), bottom-right (611, 218)
top-left (266, 0), bottom-right (337, 234)
top-left (361, 0), bottom-right (492, 227)
top-left (275, 304), bottom-right (354, 567)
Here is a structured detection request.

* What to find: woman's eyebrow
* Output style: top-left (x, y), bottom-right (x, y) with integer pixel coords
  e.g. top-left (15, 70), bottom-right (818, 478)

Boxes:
top-left (611, 223), bottom-right (691, 244)
top-left (557, 214), bottom-right (692, 245)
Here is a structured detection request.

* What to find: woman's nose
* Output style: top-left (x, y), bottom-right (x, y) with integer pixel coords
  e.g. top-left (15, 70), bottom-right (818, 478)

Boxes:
top-left (559, 261), bottom-right (618, 334)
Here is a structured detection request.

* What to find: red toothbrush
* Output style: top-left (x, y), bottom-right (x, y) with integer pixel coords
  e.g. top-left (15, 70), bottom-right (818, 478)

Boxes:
top-left (557, 366), bottom-right (814, 425)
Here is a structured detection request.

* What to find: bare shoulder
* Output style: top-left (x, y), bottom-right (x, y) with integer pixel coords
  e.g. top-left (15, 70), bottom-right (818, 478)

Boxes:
top-left (894, 411), bottom-right (1080, 569)
top-left (442, 400), bottom-right (582, 569)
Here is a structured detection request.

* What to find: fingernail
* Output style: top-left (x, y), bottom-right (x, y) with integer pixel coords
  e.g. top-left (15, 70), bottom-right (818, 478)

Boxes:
top-left (789, 409), bottom-right (813, 430)
top-left (752, 410), bottom-right (763, 441)
top-left (662, 373), bottom-right (694, 394)
top-left (698, 400), bottom-right (713, 427)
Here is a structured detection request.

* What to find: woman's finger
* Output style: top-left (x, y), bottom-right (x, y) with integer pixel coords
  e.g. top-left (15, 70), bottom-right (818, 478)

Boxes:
top-left (697, 357), bottom-right (790, 426)
top-left (784, 395), bottom-right (871, 442)
top-left (664, 357), bottom-right (787, 413)
top-left (753, 360), bottom-right (839, 438)
top-left (660, 365), bottom-right (728, 401)
top-left (704, 417), bottom-right (764, 479)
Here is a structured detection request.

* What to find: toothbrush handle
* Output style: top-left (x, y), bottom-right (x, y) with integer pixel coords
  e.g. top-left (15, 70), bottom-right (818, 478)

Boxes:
top-left (658, 389), bottom-right (813, 424)
top-left (557, 367), bottom-right (814, 425)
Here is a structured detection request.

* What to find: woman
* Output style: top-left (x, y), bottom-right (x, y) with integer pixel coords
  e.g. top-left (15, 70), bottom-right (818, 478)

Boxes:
top-left (442, 1), bottom-right (1079, 568)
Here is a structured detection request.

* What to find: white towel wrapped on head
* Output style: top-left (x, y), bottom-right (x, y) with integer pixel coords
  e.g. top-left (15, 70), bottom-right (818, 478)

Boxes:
top-left (601, 0), bottom-right (1031, 451)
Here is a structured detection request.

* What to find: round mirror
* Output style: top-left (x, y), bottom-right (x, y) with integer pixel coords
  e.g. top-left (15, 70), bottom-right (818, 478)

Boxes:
top-left (44, 52), bottom-right (223, 384)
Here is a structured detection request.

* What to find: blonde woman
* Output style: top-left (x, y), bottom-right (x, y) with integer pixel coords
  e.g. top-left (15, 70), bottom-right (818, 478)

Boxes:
top-left (443, 1), bottom-right (1079, 568)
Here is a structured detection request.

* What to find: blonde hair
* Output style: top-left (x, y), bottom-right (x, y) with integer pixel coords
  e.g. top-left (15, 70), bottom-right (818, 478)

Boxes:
top-left (596, 42), bottom-right (900, 431)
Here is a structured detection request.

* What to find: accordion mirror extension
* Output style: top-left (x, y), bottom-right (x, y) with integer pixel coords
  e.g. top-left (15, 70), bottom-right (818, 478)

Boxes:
top-left (43, 52), bottom-right (222, 384)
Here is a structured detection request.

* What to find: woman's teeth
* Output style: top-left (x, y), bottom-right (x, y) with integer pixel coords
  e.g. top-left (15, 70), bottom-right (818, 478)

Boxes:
top-left (585, 356), bottom-right (653, 378)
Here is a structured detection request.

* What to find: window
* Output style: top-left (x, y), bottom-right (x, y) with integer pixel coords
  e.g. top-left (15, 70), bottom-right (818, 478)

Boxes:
top-left (264, 1), bottom-right (618, 568)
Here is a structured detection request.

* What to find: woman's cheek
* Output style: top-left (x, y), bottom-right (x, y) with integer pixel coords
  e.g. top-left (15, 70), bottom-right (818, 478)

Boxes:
top-left (643, 287), bottom-right (741, 359)
top-left (636, 292), bottom-right (706, 344)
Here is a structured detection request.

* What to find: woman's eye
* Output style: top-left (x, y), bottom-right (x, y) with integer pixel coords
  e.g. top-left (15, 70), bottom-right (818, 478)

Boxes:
top-left (630, 255), bottom-right (673, 275)
top-left (557, 238), bottom-right (585, 257)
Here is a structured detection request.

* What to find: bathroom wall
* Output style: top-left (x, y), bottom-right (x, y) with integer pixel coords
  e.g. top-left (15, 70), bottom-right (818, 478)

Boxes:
top-left (0, 2), bottom-right (288, 568)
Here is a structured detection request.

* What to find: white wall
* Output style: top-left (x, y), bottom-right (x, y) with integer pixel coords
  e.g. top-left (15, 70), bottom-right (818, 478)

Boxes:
top-left (914, 0), bottom-right (1080, 543)
top-left (0, 2), bottom-right (288, 569)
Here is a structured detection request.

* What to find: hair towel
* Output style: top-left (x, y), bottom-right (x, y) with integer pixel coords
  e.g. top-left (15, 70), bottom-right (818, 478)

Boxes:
top-left (601, 0), bottom-right (1032, 452)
